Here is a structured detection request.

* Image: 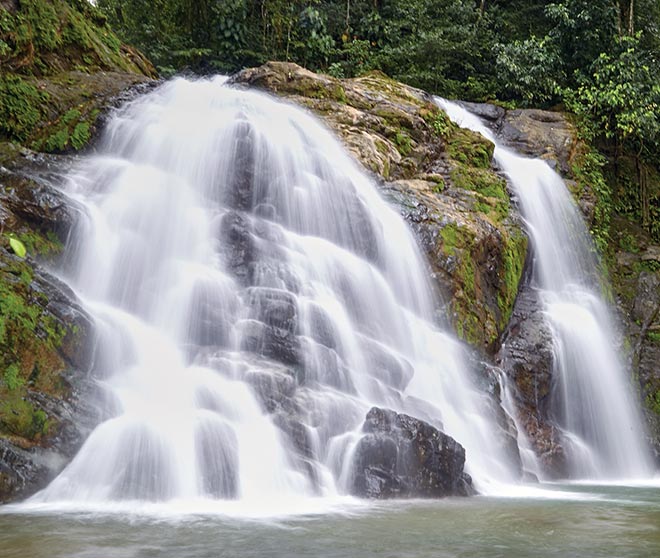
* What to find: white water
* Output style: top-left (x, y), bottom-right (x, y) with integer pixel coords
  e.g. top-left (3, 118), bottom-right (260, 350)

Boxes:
top-left (29, 77), bottom-right (520, 511)
top-left (437, 99), bottom-right (654, 480)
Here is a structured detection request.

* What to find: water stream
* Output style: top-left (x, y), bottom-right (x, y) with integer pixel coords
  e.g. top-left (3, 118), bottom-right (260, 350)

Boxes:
top-left (437, 99), bottom-right (654, 480)
top-left (26, 78), bottom-right (521, 511)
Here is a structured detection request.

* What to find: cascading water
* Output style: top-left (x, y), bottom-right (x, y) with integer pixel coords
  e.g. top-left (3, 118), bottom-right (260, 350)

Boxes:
top-left (437, 99), bottom-right (654, 480)
top-left (28, 77), bottom-right (519, 511)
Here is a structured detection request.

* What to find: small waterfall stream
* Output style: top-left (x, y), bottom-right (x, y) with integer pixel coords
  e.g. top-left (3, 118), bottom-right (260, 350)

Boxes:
top-left (29, 78), bottom-right (519, 511)
top-left (438, 99), bottom-right (653, 480)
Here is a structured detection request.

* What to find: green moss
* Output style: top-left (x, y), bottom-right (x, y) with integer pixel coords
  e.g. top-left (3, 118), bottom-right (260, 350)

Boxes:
top-left (647, 331), bottom-right (660, 343)
top-left (33, 103), bottom-right (97, 152)
top-left (70, 121), bottom-right (90, 149)
top-left (17, 230), bottom-right (63, 258)
top-left (498, 229), bottom-right (528, 327)
top-left (3, 364), bottom-right (23, 391)
top-left (421, 107), bottom-right (452, 139)
top-left (439, 223), bottom-right (484, 345)
top-left (0, 253), bottom-right (67, 442)
top-left (0, 0), bottom-right (151, 77)
top-left (571, 144), bottom-right (610, 253)
top-left (450, 165), bottom-right (507, 198)
top-left (646, 390), bottom-right (660, 416)
top-left (448, 128), bottom-right (494, 169)
top-left (0, 74), bottom-right (47, 142)
top-left (394, 131), bottom-right (412, 156)
top-left (0, 396), bottom-right (49, 439)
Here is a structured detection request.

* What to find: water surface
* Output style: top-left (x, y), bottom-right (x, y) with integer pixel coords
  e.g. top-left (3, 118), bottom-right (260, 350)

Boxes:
top-left (3, 484), bottom-right (659, 557)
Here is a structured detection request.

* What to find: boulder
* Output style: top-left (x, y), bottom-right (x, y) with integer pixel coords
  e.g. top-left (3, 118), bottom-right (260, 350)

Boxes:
top-left (351, 407), bottom-right (474, 498)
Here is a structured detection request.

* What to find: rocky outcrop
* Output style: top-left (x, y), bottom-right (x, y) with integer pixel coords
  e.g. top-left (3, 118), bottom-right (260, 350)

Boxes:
top-left (495, 278), bottom-right (567, 478)
top-left (0, 0), bottom-right (157, 502)
top-left (609, 217), bottom-right (660, 463)
top-left (231, 62), bottom-right (528, 353)
top-left (351, 407), bottom-right (473, 498)
top-left (0, 153), bottom-right (99, 501)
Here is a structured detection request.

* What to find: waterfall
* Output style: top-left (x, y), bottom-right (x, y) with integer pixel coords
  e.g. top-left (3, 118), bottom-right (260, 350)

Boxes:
top-left (437, 99), bottom-right (654, 480)
top-left (29, 77), bottom-right (519, 510)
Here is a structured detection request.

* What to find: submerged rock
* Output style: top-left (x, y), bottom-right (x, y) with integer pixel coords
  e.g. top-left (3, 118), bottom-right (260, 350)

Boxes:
top-left (352, 407), bottom-right (474, 498)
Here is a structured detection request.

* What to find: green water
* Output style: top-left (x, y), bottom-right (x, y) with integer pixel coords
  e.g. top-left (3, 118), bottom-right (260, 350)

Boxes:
top-left (1, 484), bottom-right (659, 558)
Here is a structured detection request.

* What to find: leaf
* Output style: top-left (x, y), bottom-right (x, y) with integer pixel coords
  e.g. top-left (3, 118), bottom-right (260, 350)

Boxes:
top-left (9, 236), bottom-right (26, 258)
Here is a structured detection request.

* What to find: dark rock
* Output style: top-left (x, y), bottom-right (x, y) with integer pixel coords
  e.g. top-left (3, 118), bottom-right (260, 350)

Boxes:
top-left (459, 101), bottom-right (506, 124)
top-left (238, 319), bottom-right (300, 366)
top-left (0, 442), bottom-right (52, 503)
top-left (497, 109), bottom-right (576, 176)
top-left (496, 272), bottom-right (568, 478)
top-left (0, 163), bottom-right (79, 241)
top-left (219, 211), bottom-right (256, 284)
top-left (351, 407), bottom-right (474, 498)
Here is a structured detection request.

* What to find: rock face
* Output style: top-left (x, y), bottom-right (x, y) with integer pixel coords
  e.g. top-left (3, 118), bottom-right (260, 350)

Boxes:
top-left (609, 217), bottom-right (660, 463)
top-left (232, 62), bottom-right (528, 353)
top-left (0, 0), bottom-right (156, 502)
top-left (351, 407), bottom-right (473, 498)
top-left (0, 153), bottom-right (100, 501)
top-left (495, 278), bottom-right (567, 478)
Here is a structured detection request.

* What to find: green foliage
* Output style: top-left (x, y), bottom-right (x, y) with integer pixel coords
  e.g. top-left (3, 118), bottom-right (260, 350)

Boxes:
top-left (0, 75), bottom-right (45, 142)
top-left (0, 253), bottom-right (67, 442)
top-left (424, 110), bottom-right (452, 139)
top-left (17, 230), bottom-right (62, 258)
top-left (3, 364), bottom-right (24, 391)
top-left (495, 36), bottom-right (564, 104)
top-left (646, 389), bottom-right (660, 416)
top-left (394, 131), bottom-right (412, 156)
top-left (0, 0), bottom-right (153, 84)
top-left (33, 106), bottom-right (96, 152)
top-left (571, 145), bottom-right (611, 253)
top-left (0, 396), bottom-right (49, 439)
top-left (7, 235), bottom-right (27, 258)
top-left (447, 128), bottom-right (494, 169)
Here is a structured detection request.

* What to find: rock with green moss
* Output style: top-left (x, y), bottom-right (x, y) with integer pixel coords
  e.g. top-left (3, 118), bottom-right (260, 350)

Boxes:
top-left (0, 0), bottom-right (157, 501)
top-left (607, 218), bottom-right (660, 463)
top-left (1, 0), bottom-right (156, 151)
top-left (232, 62), bottom-right (529, 353)
top-left (476, 101), bottom-right (660, 469)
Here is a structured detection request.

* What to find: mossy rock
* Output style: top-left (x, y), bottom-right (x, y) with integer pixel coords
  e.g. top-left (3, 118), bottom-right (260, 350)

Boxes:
top-left (1, 0), bottom-right (156, 150)
top-left (233, 62), bottom-right (529, 353)
top-left (0, 0), bottom-right (155, 77)
top-left (0, 69), bottom-right (153, 152)
top-left (0, 251), bottom-right (64, 442)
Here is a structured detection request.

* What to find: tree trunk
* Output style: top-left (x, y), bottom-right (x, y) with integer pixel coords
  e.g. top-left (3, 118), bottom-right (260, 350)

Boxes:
top-left (628, 0), bottom-right (635, 35)
top-left (638, 156), bottom-right (650, 230)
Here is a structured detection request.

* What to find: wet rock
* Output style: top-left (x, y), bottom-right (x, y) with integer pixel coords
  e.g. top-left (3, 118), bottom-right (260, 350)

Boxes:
top-left (0, 442), bottom-right (52, 503)
top-left (238, 319), bottom-right (300, 366)
top-left (351, 407), bottom-right (474, 498)
top-left (0, 263), bottom-right (99, 503)
top-left (233, 62), bottom-right (528, 353)
top-left (0, 160), bottom-right (78, 241)
top-left (497, 109), bottom-right (577, 176)
top-left (219, 211), bottom-right (256, 284)
top-left (459, 101), bottom-right (506, 125)
top-left (496, 274), bottom-right (568, 478)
